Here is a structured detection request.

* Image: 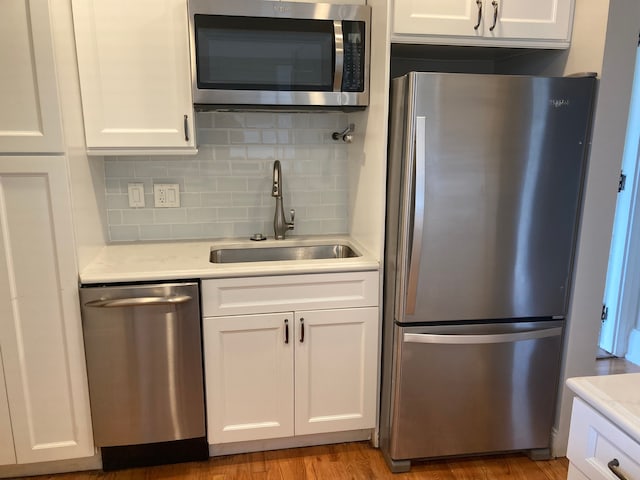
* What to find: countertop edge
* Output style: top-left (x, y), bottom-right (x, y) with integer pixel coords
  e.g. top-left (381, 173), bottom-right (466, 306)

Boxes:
top-left (566, 374), bottom-right (640, 444)
top-left (78, 236), bottom-right (381, 284)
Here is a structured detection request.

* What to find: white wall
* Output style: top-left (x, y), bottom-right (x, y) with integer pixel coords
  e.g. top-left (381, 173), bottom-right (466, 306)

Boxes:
top-left (346, 0), bottom-right (392, 261)
top-left (518, 0), bottom-right (640, 456)
top-left (49, 0), bottom-right (107, 270)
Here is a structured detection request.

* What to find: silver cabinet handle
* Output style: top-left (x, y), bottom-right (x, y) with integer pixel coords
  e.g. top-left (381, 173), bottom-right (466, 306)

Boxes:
top-left (84, 295), bottom-right (192, 308)
top-left (184, 114), bottom-right (190, 142)
top-left (406, 116), bottom-right (426, 315)
top-left (473, 0), bottom-right (483, 30)
top-left (404, 327), bottom-right (563, 345)
top-left (333, 20), bottom-right (344, 91)
top-left (608, 459), bottom-right (629, 480)
top-left (489, 0), bottom-right (499, 31)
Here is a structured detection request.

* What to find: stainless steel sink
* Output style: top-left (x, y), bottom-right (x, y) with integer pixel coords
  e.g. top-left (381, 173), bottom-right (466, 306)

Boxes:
top-left (209, 244), bottom-right (360, 263)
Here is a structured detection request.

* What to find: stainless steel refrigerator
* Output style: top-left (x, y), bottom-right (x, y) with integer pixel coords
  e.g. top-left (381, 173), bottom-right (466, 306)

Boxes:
top-left (380, 72), bottom-right (597, 472)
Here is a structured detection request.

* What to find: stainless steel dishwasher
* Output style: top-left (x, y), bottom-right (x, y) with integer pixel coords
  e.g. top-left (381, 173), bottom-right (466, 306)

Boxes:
top-left (80, 281), bottom-right (208, 470)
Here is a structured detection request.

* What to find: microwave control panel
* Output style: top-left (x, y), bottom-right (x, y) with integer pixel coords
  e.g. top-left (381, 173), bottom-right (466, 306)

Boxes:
top-left (342, 21), bottom-right (365, 93)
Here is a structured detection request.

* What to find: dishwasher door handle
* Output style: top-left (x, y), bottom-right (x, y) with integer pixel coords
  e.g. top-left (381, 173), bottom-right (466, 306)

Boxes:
top-left (403, 327), bottom-right (563, 345)
top-left (84, 295), bottom-right (193, 308)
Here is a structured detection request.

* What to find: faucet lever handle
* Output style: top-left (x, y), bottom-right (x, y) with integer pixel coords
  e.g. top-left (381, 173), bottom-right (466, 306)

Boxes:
top-left (289, 209), bottom-right (295, 227)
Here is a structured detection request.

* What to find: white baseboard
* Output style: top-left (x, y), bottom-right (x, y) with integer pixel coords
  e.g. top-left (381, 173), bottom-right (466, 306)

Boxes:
top-left (0, 454), bottom-right (101, 479)
top-left (209, 429), bottom-right (373, 457)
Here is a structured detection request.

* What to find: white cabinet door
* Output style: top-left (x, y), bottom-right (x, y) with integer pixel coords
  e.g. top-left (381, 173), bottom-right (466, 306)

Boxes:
top-left (0, 0), bottom-right (63, 153)
top-left (0, 157), bottom-right (94, 464)
top-left (294, 307), bottom-right (377, 436)
top-left (393, 0), bottom-right (482, 38)
top-left (204, 313), bottom-right (294, 444)
top-left (393, 0), bottom-right (573, 47)
top-left (0, 348), bottom-right (16, 466)
top-left (491, 0), bottom-right (572, 41)
top-left (72, 0), bottom-right (196, 154)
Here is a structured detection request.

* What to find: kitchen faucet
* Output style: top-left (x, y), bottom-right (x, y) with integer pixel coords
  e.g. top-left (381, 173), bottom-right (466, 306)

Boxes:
top-left (272, 160), bottom-right (295, 239)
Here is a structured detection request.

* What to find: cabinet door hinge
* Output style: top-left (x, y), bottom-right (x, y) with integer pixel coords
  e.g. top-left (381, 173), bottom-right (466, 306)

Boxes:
top-left (619, 171), bottom-right (627, 192)
top-left (601, 304), bottom-right (609, 321)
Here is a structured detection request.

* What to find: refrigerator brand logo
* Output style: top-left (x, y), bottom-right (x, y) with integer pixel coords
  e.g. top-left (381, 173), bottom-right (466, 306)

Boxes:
top-left (273, 4), bottom-right (290, 13)
top-left (550, 99), bottom-right (570, 108)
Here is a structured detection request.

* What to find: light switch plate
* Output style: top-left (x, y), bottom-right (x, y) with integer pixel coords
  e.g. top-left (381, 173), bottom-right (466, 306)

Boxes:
top-left (127, 183), bottom-right (145, 208)
top-left (154, 183), bottom-right (180, 208)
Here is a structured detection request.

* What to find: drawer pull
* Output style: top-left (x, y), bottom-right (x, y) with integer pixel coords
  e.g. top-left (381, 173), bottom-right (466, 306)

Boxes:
top-left (608, 459), bottom-right (629, 480)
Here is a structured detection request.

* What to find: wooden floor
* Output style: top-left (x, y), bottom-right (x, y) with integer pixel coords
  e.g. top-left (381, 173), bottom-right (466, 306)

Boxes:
top-left (32, 443), bottom-right (569, 480)
top-left (29, 356), bottom-right (640, 480)
top-left (595, 354), bottom-right (640, 375)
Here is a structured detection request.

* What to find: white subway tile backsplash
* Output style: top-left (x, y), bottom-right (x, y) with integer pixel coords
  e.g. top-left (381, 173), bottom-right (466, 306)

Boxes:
top-left (104, 112), bottom-right (350, 242)
top-left (154, 208), bottom-right (187, 224)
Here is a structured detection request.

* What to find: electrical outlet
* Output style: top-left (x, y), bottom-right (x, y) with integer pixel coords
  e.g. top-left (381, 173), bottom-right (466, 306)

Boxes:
top-left (127, 183), bottom-right (145, 208)
top-left (153, 184), bottom-right (180, 208)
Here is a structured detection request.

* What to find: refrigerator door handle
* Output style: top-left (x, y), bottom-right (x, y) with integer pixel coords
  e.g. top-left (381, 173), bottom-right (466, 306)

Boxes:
top-left (403, 327), bottom-right (563, 345)
top-left (406, 115), bottom-right (426, 315)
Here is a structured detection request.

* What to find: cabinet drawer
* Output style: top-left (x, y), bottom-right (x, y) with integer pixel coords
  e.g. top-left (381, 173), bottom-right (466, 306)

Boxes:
top-left (567, 397), bottom-right (640, 480)
top-left (202, 271), bottom-right (378, 316)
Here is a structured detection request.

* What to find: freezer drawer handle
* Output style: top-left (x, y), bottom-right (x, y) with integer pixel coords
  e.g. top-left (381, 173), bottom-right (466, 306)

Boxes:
top-left (403, 327), bottom-right (563, 345)
top-left (84, 295), bottom-right (192, 308)
top-left (607, 459), bottom-right (629, 480)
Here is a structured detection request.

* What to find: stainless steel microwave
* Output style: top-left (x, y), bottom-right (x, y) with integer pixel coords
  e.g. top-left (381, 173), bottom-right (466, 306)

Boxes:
top-left (188, 0), bottom-right (370, 110)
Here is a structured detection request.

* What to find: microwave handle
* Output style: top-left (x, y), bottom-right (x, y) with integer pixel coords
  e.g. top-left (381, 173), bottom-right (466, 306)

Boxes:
top-left (333, 21), bottom-right (343, 91)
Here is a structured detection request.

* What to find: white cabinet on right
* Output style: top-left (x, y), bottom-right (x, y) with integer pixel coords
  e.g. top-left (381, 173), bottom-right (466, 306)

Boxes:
top-left (202, 272), bottom-right (379, 447)
top-left (567, 397), bottom-right (640, 480)
top-left (392, 0), bottom-right (574, 49)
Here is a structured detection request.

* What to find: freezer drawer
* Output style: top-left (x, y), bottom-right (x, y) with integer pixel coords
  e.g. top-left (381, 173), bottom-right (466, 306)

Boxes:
top-left (388, 320), bottom-right (563, 461)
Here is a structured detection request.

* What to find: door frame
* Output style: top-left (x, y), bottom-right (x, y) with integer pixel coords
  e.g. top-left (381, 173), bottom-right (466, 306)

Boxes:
top-left (600, 46), bottom-right (640, 358)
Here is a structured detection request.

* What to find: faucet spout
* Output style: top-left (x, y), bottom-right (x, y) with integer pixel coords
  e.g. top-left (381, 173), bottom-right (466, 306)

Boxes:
top-left (272, 160), bottom-right (294, 240)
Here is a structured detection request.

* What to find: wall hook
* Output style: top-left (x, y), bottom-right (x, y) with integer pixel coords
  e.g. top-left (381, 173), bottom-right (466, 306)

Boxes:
top-left (332, 123), bottom-right (355, 143)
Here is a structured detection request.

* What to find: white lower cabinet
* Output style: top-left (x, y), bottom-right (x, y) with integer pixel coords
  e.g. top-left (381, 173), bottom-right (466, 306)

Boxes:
top-left (202, 272), bottom-right (379, 445)
top-left (0, 157), bottom-right (94, 464)
top-left (567, 397), bottom-right (640, 480)
top-left (204, 312), bottom-right (295, 444)
top-left (0, 349), bottom-right (16, 466)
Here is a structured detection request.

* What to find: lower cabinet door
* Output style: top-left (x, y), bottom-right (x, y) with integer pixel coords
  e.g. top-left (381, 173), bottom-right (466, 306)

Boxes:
top-left (204, 313), bottom-right (294, 444)
top-left (294, 307), bottom-right (378, 435)
top-left (0, 348), bottom-right (16, 466)
top-left (567, 397), bottom-right (640, 480)
top-left (0, 157), bottom-right (94, 464)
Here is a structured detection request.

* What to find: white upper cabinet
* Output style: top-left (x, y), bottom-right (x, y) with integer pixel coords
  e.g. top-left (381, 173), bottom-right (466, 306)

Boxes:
top-left (0, 0), bottom-right (64, 153)
top-left (392, 0), bottom-right (574, 48)
top-left (72, 0), bottom-right (196, 155)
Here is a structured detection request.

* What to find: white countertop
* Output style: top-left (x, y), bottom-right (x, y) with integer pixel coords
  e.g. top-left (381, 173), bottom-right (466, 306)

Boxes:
top-left (79, 235), bottom-right (380, 284)
top-left (567, 373), bottom-right (640, 444)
